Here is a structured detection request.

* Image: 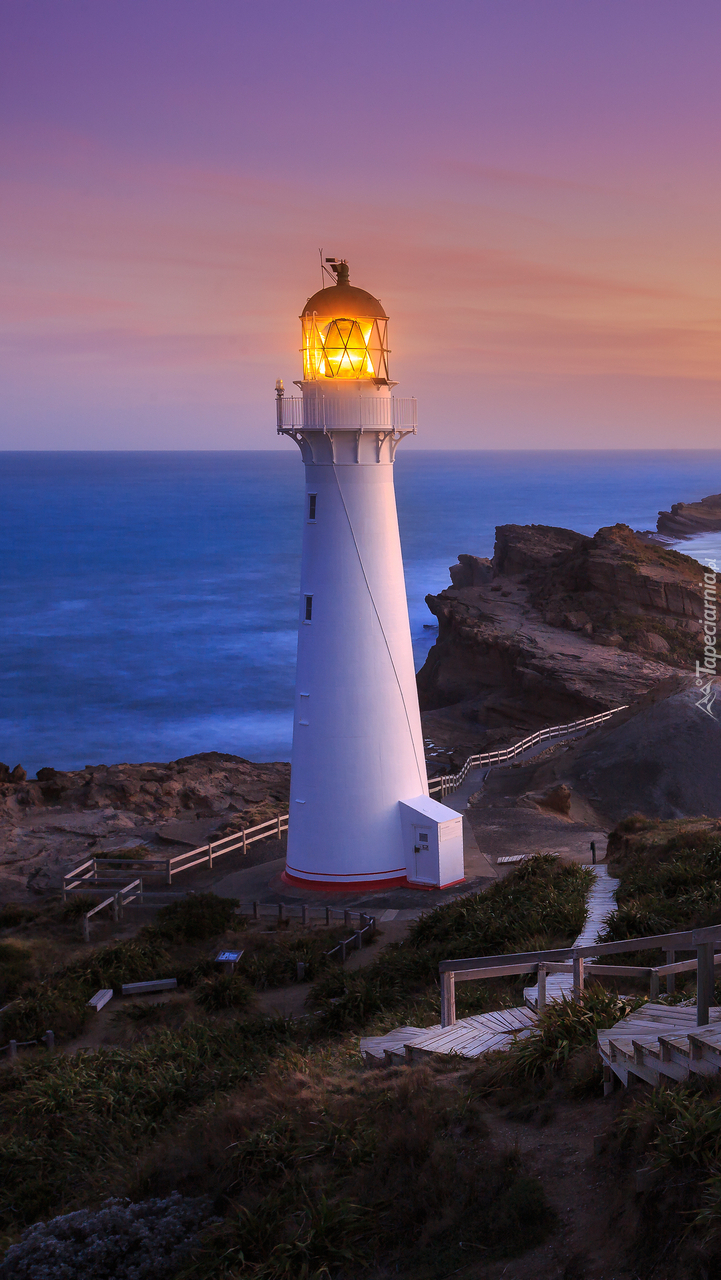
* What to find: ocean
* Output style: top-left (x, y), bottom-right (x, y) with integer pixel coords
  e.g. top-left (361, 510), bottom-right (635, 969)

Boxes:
top-left (2, 450), bottom-right (720, 779)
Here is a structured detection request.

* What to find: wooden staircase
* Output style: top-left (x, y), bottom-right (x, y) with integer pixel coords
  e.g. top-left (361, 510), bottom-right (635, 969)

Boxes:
top-left (599, 1003), bottom-right (721, 1087)
top-left (360, 1006), bottom-right (537, 1065)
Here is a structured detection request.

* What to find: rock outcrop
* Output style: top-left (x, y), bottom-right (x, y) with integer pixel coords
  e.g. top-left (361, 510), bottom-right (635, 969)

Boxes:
top-left (0, 753), bottom-right (289, 900)
top-left (656, 492), bottom-right (721, 539)
top-left (418, 522), bottom-right (708, 763)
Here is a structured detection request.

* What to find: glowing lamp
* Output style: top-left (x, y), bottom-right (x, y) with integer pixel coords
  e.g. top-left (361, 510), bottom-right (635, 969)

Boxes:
top-left (301, 276), bottom-right (389, 383)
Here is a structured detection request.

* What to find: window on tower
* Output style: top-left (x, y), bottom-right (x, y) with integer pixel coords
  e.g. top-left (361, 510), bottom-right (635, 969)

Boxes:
top-left (308, 494), bottom-right (317, 521)
top-left (304, 595), bottom-right (313, 622)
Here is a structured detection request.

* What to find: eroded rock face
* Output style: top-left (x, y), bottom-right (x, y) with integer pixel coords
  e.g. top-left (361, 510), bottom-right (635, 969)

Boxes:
top-left (657, 492), bottom-right (721, 538)
top-left (417, 522), bottom-right (707, 758)
top-left (0, 753), bottom-right (290, 900)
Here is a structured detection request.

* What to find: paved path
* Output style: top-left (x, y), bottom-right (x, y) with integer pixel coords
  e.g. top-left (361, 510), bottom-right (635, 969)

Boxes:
top-left (523, 864), bottom-right (620, 1008)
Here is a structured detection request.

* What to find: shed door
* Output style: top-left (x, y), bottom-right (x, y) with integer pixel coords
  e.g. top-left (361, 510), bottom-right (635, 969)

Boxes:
top-left (412, 826), bottom-right (435, 884)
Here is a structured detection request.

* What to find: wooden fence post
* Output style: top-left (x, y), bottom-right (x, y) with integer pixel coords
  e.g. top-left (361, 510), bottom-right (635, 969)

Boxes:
top-left (278, 903), bottom-right (285, 924)
top-left (697, 943), bottom-right (714, 1026)
top-left (441, 971), bottom-right (456, 1028)
top-left (253, 901), bottom-right (259, 920)
top-left (208, 842), bottom-right (213, 869)
top-left (83, 914), bottom-right (90, 943)
top-left (9, 1040), bottom-right (17, 1059)
top-left (166, 859), bottom-right (172, 886)
top-left (277, 815), bottom-right (282, 838)
top-left (344, 910), bottom-right (351, 926)
top-left (537, 963), bottom-right (547, 1010)
top-left (572, 951), bottom-right (585, 998)
top-left (325, 906), bottom-right (331, 926)
top-left (650, 970), bottom-right (660, 1001)
top-left (296, 961), bottom-right (306, 981)
top-left (340, 941), bottom-right (347, 962)
top-left (301, 904), bottom-right (309, 925)
top-left (354, 930), bottom-right (362, 950)
top-left (665, 950), bottom-right (676, 995)
top-left (243, 829), bottom-right (247, 855)
top-left (113, 893), bottom-right (119, 922)
top-left (43, 1030), bottom-right (54, 1050)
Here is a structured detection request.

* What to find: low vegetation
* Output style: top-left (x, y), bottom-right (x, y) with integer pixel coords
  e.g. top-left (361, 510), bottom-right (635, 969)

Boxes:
top-left (309, 855), bottom-right (593, 1030)
top-left (600, 817), bottom-right (721, 965)
top-left (9, 838), bottom-right (721, 1277)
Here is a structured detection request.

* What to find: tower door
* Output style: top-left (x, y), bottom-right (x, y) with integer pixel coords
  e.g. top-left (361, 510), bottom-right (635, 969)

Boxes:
top-left (412, 826), bottom-right (435, 883)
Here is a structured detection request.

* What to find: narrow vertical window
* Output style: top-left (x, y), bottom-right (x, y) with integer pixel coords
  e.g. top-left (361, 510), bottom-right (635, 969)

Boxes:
top-left (308, 493), bottom-right (317, 521)
top-left (304, 595), bottom-right (313, 622)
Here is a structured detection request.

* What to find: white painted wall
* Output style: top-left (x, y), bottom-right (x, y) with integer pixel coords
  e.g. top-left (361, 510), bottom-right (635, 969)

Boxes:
top-left (399, 796), bottom-right (465, 888)
top-left (284, 380), bottom-right (429, 885)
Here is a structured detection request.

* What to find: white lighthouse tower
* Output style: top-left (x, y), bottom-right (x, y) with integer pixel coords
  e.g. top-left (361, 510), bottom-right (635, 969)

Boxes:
top-left (277, 259), bottom-right (464, 889)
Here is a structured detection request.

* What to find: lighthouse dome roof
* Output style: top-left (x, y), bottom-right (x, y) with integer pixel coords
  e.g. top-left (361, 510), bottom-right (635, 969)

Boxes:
top-left (301, 283), bottom-right (387, 321)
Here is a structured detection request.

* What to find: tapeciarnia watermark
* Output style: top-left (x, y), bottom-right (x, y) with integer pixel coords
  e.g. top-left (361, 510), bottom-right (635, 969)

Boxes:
top-left (695, 558), bottom-right (718, 720)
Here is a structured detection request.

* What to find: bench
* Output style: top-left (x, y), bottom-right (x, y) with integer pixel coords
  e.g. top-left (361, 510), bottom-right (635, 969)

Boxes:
top-left (121, 979), bottom-right (177, 996)
top-left (87, 989), bottom-right (113, 1012)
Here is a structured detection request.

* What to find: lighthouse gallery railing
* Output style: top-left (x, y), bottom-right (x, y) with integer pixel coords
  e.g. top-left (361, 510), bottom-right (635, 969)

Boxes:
top-left (276, 395), bottom-right (417, 430)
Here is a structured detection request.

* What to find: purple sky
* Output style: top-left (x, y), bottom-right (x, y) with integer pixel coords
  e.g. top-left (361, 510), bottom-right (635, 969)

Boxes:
top-left (3, 0), bottom-right (721, 447)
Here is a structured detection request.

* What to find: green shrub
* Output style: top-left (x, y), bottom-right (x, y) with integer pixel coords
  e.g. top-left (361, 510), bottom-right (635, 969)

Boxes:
top-left (600, 829), bottom-right (721, 961)
top-left (0, 1018), bottom-right (294, 1231)
top-left (193, 973), bottom-right (254, 1012)
top-left (0, 942), bottom-right (35, 1003)
top-left (509, 987), bottom-right (641, 1079)
top-left (60, 936), bottom-right (171, 995)
top-left (151, 894), bottom-right (240, 944)
top-left (240, 928), bottom-right (347, 990)
top-left (309, 856), bottom-right (594, 1031)
top-left (59, 895), bottom-right (98, 922)
top-left (0, 986), bottom-right (86, 1043)
top-left (0, 905), bottom-right (40, 930)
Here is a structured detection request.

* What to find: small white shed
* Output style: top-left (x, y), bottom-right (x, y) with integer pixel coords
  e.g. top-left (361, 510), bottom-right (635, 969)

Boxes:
top-left (399, 795), bottom-right (465, 888)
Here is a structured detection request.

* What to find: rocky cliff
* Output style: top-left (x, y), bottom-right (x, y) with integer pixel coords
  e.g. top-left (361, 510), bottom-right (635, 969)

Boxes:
top-left (418, 522), bottom-right (708, 763)
top-left (656, 491), bottom-right (721, 539)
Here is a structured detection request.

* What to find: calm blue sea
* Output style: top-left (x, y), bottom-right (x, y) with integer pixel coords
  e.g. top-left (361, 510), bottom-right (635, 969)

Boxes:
top-left (2, 450), bottom-right (720, 779)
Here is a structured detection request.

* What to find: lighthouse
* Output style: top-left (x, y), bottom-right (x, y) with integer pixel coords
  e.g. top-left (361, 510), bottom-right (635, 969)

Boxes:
top-left (277, 259), bottom-right (464, 889)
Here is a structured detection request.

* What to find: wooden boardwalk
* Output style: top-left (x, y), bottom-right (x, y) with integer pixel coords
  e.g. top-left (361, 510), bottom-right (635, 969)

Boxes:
top-left (361, 1006), bottom-right (537, 1065)
top-left (599, 1003), bottom-right (721, 1087)
top-left (523, 865), bottom-right (620, 1008)
top-left (362, 862), bottom-right (620, 1067)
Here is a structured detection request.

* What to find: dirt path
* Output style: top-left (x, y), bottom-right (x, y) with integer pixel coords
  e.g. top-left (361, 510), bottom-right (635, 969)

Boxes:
top-left (474, 1091), bottom-right (639, 1280)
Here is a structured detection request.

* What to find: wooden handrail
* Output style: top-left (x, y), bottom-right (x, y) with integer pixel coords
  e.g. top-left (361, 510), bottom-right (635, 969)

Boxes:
top-left (428, 705), bottom-right (628, 798)
top-left (439, 924), bottom-right (721, 1030)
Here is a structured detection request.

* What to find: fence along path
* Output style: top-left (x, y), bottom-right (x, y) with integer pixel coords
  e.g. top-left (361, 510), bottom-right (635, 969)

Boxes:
top-left (63, 704), bottom-right (628, 907)
top-left (426, 705), bottom-right (627, 799)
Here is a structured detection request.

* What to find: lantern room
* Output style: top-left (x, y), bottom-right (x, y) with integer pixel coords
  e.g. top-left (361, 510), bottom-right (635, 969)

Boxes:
top-left (301, 263), bottom-right (390, 384)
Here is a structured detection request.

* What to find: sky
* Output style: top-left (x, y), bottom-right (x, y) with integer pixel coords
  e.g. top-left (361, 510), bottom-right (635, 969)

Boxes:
top-left (2, 0), bottom-right (721, 449)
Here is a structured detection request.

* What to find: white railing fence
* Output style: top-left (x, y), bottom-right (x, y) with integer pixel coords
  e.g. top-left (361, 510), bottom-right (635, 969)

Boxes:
top-left (438, 922), bottom-right (721, 1029)
top-left (427, 706), bottom-right (628, 799)
top-left (63, 706), bottom-right (628, 920)
top-left (63, 814), bottom-right (290, 901)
